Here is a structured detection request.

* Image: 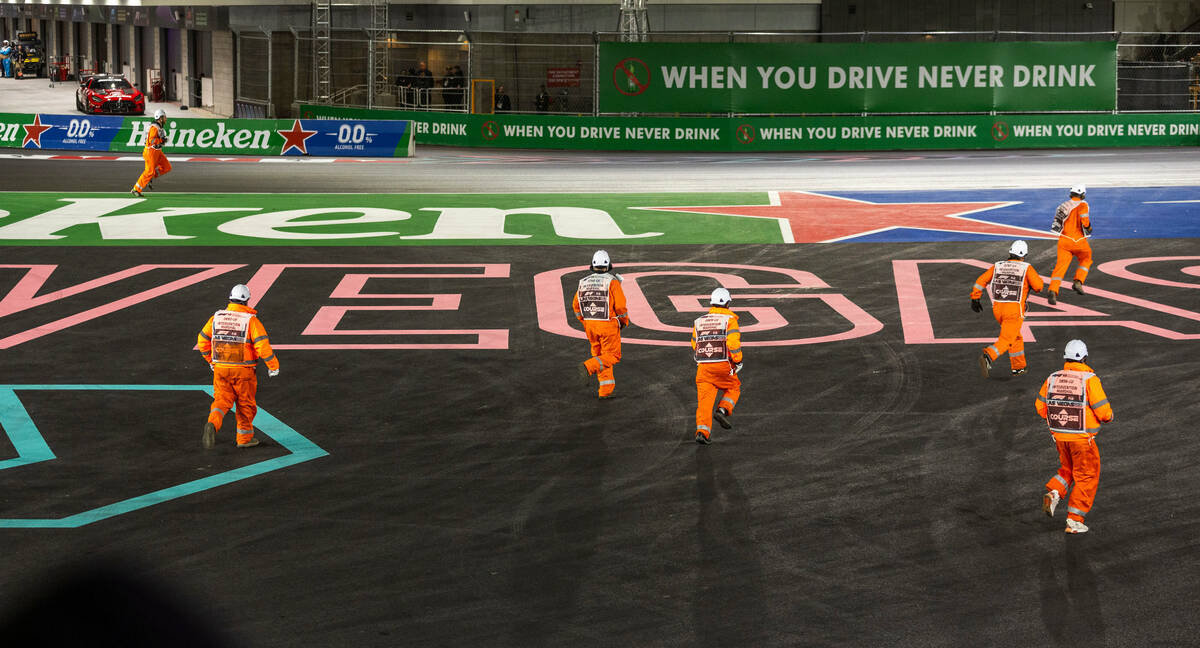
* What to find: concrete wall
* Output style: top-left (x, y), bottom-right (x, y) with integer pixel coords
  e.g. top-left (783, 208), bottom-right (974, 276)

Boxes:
top-left (77, 21), bottom-right (90, 71)
top-left (64, 20), bottom-right (74, 67)
top-left (1116, 0), bottom-right (1199, 31)
top-left (123, 24), bottom-right (135, 80)
top-left (220, 1), bottom-right (1196, 34)
top-left (821, 0), bottom-right (1116, 33)
top-left (228, 3), bottom-right (821, 33)
top-left (213, 29), bottom-right (235, 115)
top-left (180, 27), bottom-right (191, 104)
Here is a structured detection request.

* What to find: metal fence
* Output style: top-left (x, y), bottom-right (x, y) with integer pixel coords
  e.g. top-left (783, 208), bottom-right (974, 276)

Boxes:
top-left (235, 30), bottom-right (1200, 117)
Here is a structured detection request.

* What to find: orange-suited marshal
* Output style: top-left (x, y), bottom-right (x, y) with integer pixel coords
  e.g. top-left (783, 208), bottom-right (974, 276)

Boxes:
top-left (1036, 339), bottom-right (1113, 534)
top-left (132, 109), bottom-right (171, 196)
top-left (971, 239), bottom-right (1043, 378)
top-left (691, 287), bottom-right (743, 445)
top-left (573, 250), bottom-right (630, 399)
top-left (197, 284), bottom-right (279, 449)
top-left (1046, 185), bottom-right (1093, 304)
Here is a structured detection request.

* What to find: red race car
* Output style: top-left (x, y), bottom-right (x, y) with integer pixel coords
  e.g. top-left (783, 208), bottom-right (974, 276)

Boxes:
top-left (76, 74), bottom-right (146, 115)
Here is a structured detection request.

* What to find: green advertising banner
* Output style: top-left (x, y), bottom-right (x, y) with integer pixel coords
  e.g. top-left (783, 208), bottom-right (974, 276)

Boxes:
top-left (597, 41), bottom-right (1117, 114)
top-left (298, 106), bottom-right (1199, 152)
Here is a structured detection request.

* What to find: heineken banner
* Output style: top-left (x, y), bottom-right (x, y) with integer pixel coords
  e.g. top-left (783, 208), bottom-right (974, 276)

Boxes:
top-left (298, 106), bottom-right (1200, 152)
top-left (598, 41), bottom-right (1117, 113)
top-left (0, 113), bottom-right (415, 157)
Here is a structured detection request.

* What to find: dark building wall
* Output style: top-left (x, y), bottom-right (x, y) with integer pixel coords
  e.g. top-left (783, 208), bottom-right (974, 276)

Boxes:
top-left (821, 0), bottom-right (1115, 34)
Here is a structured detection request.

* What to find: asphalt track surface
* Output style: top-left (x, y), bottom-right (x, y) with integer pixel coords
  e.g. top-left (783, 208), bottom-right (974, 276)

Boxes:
top-left (2, 147), bottom-right (1200, 647)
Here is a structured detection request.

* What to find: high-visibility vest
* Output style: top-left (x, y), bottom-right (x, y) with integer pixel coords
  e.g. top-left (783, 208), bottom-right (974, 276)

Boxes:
top-left (577, 273), bottom-right (615, 321)
top-left (211, 309), bottom-right (255, 366)
top-left (144, 123), bottom-right (166, 151)
top-left (693, 312), bottom-right (734, 364)
top-left (1052, 198), bottom-right (1088, 238)
top-left (1044, 369), bottom-right (1094, 435)
top-left (989, 259), bottom-right (1030, 303)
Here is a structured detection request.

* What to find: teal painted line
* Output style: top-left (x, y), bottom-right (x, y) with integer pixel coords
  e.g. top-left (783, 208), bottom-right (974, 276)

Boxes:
top-left (1, 384), bottom-right (206, 390)
top-left (0, 384), bottom-right (327, 528)
top-left (251, 404), bottom-right (328, 459)
top-left (0, 388), bottom-right (56, 470)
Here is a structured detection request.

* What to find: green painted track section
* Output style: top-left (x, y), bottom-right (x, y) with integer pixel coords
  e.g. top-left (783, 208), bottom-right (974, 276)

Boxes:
top-left (0, 192), bottom-right (786, 246)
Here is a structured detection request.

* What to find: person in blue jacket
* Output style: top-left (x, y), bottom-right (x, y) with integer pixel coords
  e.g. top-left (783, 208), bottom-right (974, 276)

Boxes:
top-left (0, 41), bottom-right (14, 78)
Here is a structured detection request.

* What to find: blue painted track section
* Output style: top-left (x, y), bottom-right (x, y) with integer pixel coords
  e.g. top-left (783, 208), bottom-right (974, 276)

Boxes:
top-left (833, 186), bottom-right (1200, 242)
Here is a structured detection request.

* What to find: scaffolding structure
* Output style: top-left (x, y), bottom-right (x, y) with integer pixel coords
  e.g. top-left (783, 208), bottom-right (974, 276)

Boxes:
top-left (369, 0), bottom-right (390, 103)
top-left (617, 0), bottom-right (649, 43)
top-left (312, 0), bottom-right (332, 101)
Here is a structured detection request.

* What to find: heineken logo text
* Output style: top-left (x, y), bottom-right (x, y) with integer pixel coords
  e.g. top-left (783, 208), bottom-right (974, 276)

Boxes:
top-left (128, 120), bottom-right (272, 150)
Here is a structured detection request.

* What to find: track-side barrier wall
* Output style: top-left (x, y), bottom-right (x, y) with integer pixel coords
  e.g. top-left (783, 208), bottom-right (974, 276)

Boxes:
top-left (298, 106), bottom-right (1200, 152)
top-left (0, 113), bottom-right (415, 157)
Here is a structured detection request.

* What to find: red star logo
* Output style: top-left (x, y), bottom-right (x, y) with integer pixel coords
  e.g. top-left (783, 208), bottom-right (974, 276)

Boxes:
top-left (277, 119), bottom-right (319, 156)
top-left (641, 191), bottom-right (1051, 243)
top-left (22, 114), bottom-right (52, 149)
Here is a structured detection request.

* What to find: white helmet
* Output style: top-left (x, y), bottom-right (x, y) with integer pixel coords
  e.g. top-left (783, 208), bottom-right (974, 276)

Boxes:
top-left (153, 109), bottom-right (166, 121)
top-left (229, 284), bottom-right (251, 304)
top-left (590, 249), bottom-right (611, 272)
top-left (710, 287), bottom-right (731, 306)
top-left (1009, 240), bottom-right (1028, 258)
top-left (1063, 339), bottom-right (1088, 361)
top-left (1070, 184), bottom-right (1086, 197)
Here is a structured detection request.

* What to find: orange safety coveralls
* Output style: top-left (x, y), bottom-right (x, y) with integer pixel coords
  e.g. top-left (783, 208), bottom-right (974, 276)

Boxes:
top-left (197, 302), bottom-right (280, 445)
top-left (971, 258), bottom-right (1044, 371)
top-left (1049, 197), bottom-right (1092, 296)
top-left (691, 306), bottom-right (742, 441)
top-left (572, 272), bottom-right (629, 398)
top-left (1036, 361), bottom-right (1114, 524)
top-left (133, 121), bottom-right (171, 194)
